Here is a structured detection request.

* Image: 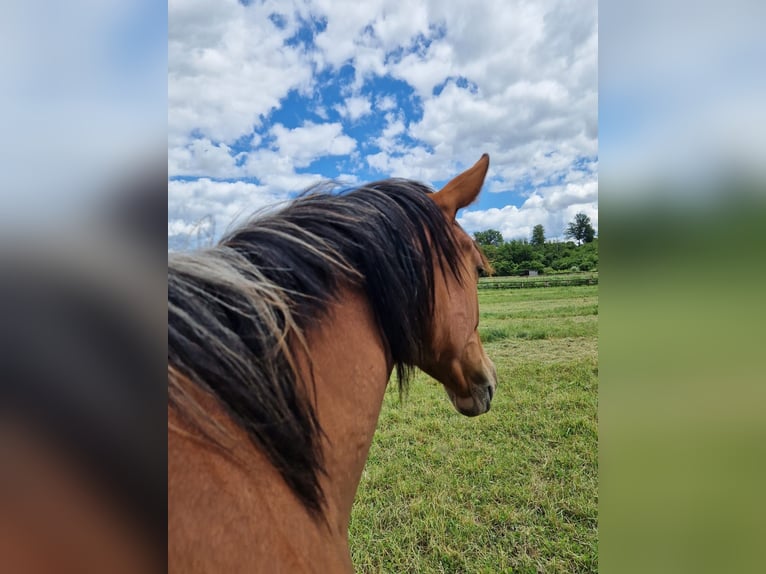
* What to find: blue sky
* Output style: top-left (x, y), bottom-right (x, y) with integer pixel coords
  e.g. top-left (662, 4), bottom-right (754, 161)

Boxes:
top-left (169, 0), bottom-right (598, 248)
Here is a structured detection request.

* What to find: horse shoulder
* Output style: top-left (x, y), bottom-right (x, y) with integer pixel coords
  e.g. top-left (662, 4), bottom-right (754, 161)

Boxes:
top-left (168, 408), bottom-right (350, 573)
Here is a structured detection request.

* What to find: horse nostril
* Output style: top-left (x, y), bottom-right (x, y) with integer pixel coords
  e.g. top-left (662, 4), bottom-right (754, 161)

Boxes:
top-left (487, 385), bottom-right (494, 401)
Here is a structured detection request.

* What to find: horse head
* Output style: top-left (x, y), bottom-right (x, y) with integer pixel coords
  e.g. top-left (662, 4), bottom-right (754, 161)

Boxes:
top-left (420, 154), bottom-right (497, 416)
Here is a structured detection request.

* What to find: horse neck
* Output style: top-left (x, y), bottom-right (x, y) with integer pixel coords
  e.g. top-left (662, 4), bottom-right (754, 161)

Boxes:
top-left (302, 286), bottom-right (393, 535)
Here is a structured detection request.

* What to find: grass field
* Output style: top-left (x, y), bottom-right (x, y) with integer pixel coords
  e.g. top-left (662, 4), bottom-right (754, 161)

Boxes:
top-left (478, 273), bottom-right (598, 291)
top-left (349, 284), bottom-right (598, 573)
top-left (479, 272), bottom-right (598, 284)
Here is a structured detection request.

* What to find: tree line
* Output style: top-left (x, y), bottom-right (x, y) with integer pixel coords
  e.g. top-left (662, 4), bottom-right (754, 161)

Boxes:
top-left (474, 212), bottom-right (597, 276)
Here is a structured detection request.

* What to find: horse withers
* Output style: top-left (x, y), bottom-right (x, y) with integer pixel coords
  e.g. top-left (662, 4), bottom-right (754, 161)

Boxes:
top-left (168, 154), bottom-right (497, 573)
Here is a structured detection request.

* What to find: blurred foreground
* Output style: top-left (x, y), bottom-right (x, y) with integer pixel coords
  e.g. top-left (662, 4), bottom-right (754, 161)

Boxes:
top-left (601, 0), bottom-right (766, 571)
top-left (600, 198), bottom-right (766, 573)
top-left (0, 169), bottom-right (166, 573)
top-left (0, 1), bottom-right (166, 572)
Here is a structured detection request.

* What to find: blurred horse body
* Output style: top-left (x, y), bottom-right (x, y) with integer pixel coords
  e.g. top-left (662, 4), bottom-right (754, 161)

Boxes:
top-left (168, 156), bottom-right (497, 573)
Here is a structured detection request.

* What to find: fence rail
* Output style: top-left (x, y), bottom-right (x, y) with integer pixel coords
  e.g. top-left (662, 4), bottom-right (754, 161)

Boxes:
top-left (478, 277), bottom-right (598, 290)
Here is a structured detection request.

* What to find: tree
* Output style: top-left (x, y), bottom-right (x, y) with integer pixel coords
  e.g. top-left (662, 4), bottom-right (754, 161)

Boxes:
top-left (565, 213), bottom-right (596, 245)
top-left (474, 229), bottom-right (504, 247)
top-left (531, 224), bottom-right (545, 247)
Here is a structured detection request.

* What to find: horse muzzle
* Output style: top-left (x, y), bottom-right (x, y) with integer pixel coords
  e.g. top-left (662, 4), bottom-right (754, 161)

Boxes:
top-left (448, 361), bottom-right (497, 417)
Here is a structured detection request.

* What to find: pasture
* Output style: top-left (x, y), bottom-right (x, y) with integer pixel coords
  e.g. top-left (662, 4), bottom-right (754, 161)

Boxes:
top-left (349, 283), bottom-right (598, 573)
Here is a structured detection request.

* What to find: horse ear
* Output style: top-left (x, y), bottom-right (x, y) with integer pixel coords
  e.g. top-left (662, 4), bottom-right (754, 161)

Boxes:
top-left (433, 153), bottom-right (490, 218)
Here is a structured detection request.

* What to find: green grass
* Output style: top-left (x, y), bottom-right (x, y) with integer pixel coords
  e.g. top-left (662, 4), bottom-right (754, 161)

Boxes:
top-left (480, 271), bottom-right (598, 282)
top-left (479, 272), bottom-right (598, 284)
top-left (349, 284), bottom-right (598, 573)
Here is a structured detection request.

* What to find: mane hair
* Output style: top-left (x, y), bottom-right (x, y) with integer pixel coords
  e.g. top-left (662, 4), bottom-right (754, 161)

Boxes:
top-left (168, 179), bottom-right (464, 517)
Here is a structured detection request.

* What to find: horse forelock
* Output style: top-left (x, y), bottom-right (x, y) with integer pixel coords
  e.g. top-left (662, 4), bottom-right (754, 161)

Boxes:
top-left (167, 178), bottom-right (463, 517)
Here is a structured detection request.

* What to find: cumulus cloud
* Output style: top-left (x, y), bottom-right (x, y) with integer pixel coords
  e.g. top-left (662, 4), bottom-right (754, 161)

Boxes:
top-left (390, 41), bottom-right (455, 98)
top-left (375, 95), bottom-right (398, 112)
top-left (391, 1), bottom-right (595, 193)
top-left (458, 154), bottom-right (598, 242)
top-left (168, 0), bottom-right (314, 145)
top-left (542, 180), bottom-right (598, 211)
top-left (168, 138), bottom-right (243, 178)
top-left (371, 112), bottom-right (407, 153)
top-left (168, 218), bottom-right (209, 238)
top-left (270, 121), bottom-right (357, 167)
top-left (168, 178), bottom-right (290, 245)
top-left (459, 172), bottom-right (599, 242)
top-left (365, 147), bottom-right (455, 182)
top-left (459, 197), bottom-right (598, 243)
top-left (169, 0), bottom-right (598, 243)
top-left (337, 0), bottom-right (597, 195)
top-left (335, 96), bottom-right (372, 121)
top-left (310, 0), bottom-right (431, 77)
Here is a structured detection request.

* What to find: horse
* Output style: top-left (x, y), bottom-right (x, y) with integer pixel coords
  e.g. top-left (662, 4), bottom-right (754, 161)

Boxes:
top-left (168, 154), bottom-right (498, 573)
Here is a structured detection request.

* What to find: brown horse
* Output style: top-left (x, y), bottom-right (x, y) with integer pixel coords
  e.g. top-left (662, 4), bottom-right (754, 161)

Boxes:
top-left (168, 154), bottom-right (497, 573)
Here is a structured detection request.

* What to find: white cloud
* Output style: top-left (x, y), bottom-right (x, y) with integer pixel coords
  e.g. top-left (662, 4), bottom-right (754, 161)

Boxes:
top-left (390, 40), bottom-right (455, 97)
top-left (387, 1), bottom-right (595, 192)
top-left (168, 177), bottom-right (290, 241)
top-left (382, 115), bottom-right (406, 139)
top-left (307, 0), bottom-right (597, 194)
top-left (365, 146), bottom-right (454, 182)
top-left (372, 112), bottom-right (407, 153)
top-left (310, 0), bottom-right (431, 78)
top-left (270, 121), bottom-right (357, 167)
top-left (168, 218), bottom-right (211, 237)
top-left (242, 148), bottom-right (326, 191)
top-left (541, 180), bottom-right (599, 211)
top-left (170, 0), bottom-right (597, 169)
top-left (169, 0), bottom-right (599, 241)
top-left (168, 138), bottom-right (243, 178)
top-left (168, 0), bottom-right (314, 145)
top-left (375, 95), bottom-right (397, 112)
top-left (459, 197), bottom-right (598, 243)
top-left (366, 151), bottom-right (391, 173)
top-left (168, 120), bottom-right (358, 190)
top-left (459, 205), bottom-right (531, 240)
top-left (458, 163), bottom-right (598, 242)
top-left (335, 96), bottom-right (372, 121)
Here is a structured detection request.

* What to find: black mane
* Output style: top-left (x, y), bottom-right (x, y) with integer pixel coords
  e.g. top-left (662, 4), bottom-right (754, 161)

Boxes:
top-left (168, 179), bottom-right (463, 516)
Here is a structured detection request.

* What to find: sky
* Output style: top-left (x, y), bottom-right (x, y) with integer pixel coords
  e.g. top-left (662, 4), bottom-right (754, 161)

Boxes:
top-left (168, 0), bottom-right (598, 249)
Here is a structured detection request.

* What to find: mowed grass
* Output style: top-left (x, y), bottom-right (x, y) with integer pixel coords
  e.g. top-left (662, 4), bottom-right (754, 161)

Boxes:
top-left (349, 285), bottom-right (598, 573)
top-left (479, 272), bottom-right (598, 284)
